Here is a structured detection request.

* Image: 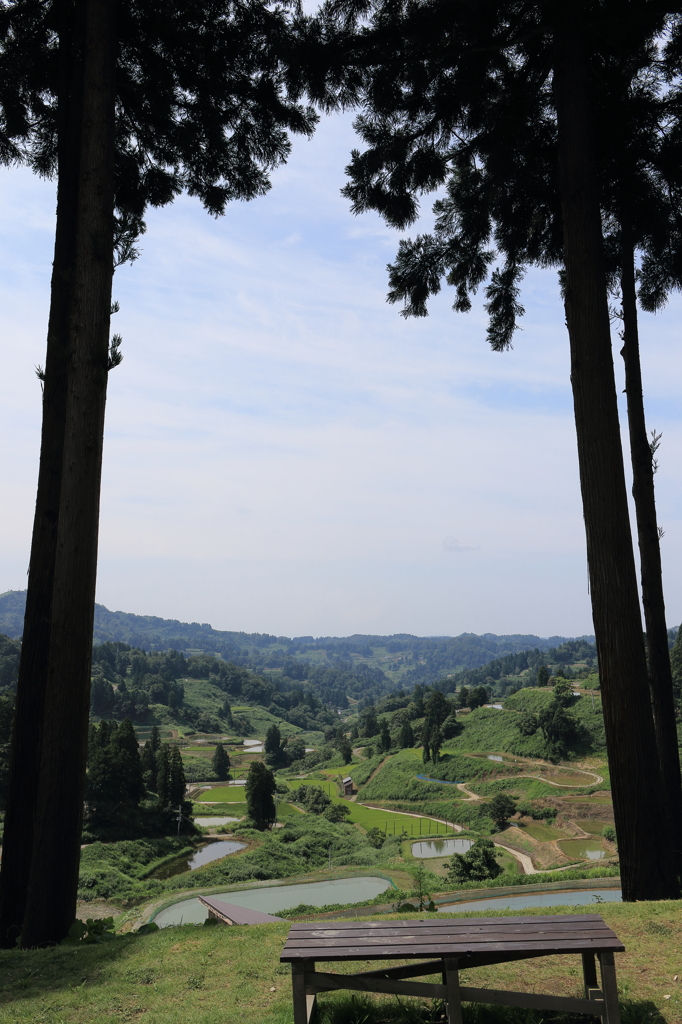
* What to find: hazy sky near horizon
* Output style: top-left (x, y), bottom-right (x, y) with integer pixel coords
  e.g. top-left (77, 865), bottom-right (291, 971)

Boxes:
top-left (2, 111), bottom-right (681, 639)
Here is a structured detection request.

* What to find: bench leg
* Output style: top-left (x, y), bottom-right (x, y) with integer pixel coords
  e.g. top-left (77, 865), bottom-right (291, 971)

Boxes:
top-left (443, 958), bottom-right (463, 1024)
top-left (582, 951), bottom-right (603, 1001)
top-left (292, 960), bottom-right (316, 1024)
top-left (598, 951), bottom-right (621, 1024)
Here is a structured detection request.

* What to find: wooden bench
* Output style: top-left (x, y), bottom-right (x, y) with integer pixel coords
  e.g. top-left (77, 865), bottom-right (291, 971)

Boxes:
top-left (280, 914), bottom-right (624, 1024)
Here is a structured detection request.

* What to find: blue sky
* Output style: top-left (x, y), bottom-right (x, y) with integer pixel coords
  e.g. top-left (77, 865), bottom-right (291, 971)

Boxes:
top-left (1, 111), bottom-right (681, 638)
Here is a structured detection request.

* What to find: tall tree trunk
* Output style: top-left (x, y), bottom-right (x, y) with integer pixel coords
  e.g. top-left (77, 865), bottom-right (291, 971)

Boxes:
top-left (0, 0), bottom-right (117, 948)
top-left (620, 230), bottom-right (682, 874)
top-left (552, 11), bottom-right (679, 901)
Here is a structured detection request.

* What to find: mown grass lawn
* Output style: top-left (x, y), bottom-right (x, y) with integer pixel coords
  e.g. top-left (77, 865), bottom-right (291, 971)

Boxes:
top-left (1, 902), bottom-right (680, 1023)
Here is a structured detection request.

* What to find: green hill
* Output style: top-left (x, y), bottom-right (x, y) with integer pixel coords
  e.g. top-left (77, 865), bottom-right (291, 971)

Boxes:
top-left (0, 589), bottom-right (593, 691)
top-left (446, 689), bottom-right (606, 759)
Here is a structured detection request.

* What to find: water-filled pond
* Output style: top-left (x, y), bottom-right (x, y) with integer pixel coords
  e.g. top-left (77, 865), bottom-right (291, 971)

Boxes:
top-left (438, 889), bottom-right (622, 913)
top-left (412, 839), bottom-right (473, 859)
top-left (149, 841), bottom-right (246, 879)
top-left (152, 876), bottom-right (392, 927)
top-left (194, 817), bottom-right (240, 827)
top-left (557, 839), bottom-right (606, 860)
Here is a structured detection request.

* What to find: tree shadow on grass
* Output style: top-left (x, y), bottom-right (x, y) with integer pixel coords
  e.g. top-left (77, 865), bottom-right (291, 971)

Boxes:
top-left (0, 934), bottom-right (138, 1006)
top-left (309, 994), bottom-right (668, 1024)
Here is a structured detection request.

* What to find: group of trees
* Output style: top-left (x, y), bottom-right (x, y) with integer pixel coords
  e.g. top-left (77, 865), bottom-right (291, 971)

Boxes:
top-left (447, 639), bottom-right (598, 697)
top-left (263, 724), bottom-right (307, 768)
top-left (320, 0), bottom-right (682, 901)
top-left (3, 0), bottom-right (682, 944)
top-left (511, 680), bottom-right (585, 760)
top-left (355, 685), bottom-right (498, 760)
top-left (292, 784), bottom-right (352, 823)
top-left (446, 838), bottom-right (502, 884)
top-left (86, 721), bottom-right (189, 838)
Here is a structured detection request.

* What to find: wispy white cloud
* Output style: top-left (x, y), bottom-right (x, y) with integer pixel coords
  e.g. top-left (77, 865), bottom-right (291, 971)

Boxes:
top-left (1, 112), bottom-right (680, 635)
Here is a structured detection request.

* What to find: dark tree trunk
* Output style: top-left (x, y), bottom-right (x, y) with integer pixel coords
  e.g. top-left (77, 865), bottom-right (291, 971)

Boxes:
top-left (0, 0), bottom-right (117, 947)
top-left (619, 230), bottom-right (682, 874)
top-left (552, 12), bottom-right (679, 900)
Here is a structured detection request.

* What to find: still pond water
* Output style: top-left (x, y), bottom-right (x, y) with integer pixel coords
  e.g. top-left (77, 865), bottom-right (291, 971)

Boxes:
top-left (438, 889), bottom-right (622, 913)
top-left (557, 839), bottom-right (606, 860)
top-left (194, 817), bottom-right (241, 827)
top-left (153, 876), bottom-right (392, 927)
top-left (412, 839), bottom-right (473, 858)
top-left (150, 841), bottom-right (246, 879)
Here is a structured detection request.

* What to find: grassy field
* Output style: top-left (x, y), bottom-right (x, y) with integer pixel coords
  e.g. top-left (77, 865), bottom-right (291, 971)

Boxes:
top-left (283, 779), bottom-right (455, 836)
top-left (196, 787), bottom-right (249, 802)
top-left (1, 901), bottom-right (679, 1023)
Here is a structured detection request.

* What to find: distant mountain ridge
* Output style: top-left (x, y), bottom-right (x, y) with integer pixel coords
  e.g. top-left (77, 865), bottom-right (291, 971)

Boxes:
top-left (0, 589), bottom-right (595, 686)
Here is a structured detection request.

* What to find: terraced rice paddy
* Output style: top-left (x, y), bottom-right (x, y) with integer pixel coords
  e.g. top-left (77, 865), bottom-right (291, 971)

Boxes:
top-left (284, 779), bottom-right (454, 834)
top-left (575, 819), bottom-right (609, 834)
top-left (510, 820), bottom-right (563, 841)
top-left (196, 786), bottom-right (249, 802)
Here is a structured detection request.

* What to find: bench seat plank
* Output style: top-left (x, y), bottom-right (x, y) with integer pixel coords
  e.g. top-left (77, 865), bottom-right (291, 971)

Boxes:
top-left (281, 914), bottom-right (624, 963)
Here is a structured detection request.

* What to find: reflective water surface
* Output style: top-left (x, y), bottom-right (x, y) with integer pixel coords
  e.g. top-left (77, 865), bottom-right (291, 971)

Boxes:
top-left (438, 889), bottom-right (622, 913)
top-left (194, 817), bottom-right (241, 827)
top-left (557, 839), bottom-right (607, 860)
top-left (153, 876), bottom-right (392, 926)
top-left (150, 841), bottom-right (246, 879)
top-left (412, 839), bottom-right (473, 858)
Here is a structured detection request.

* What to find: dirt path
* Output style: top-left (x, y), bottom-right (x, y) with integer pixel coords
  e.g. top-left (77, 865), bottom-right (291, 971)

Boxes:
top-left (364, 755), bottom-right (392, 786)
top-left (457, 783), bottom-right (482, 802)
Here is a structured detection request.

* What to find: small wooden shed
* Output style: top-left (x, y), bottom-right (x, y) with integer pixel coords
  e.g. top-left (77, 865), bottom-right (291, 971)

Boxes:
top-left (342, 776), bottom-right (354, 796)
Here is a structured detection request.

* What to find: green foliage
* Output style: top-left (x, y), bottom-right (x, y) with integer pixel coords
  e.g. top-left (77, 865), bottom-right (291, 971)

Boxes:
top-left (447, 838), bottom-right (502, 884)
top-left (0, 633), bottom-right (20, 690)
top-left (338, 737), bottom-right (353, 763)
top-left (324, 803), bottom-right (351, 823)
top-left (536, 680), bottom-right (583, 760)
top-left (671, 622), bottom-right (682, 715)
top-left (467, 686), bottom-right (489, 710)
top-left (264, 724), bottom-right (283, 763)
top-left (516, 800), bottom-right (557, 822)
top-left (399, 720), bottom-right (415, 747)
top-left (156, 743), bottom-right (186, 809)
top-left (86, 719), bottom-right (146, 832)
top-left (487, 793), bottom-right (516, 825)
top-left (0, 692), bottom-right (14, 809)
top-left (446, 689), bottom-right (605, 759)
top-left (517, 712), bottom-right (537, 736)
top-left (77, 838), bottom-right (193, 900)
top-left (293, 784), bottom-right (332, 814)
top-left (409, 863), bottom-right (435, 911)
top-left (602, 824), bottom-right (617, 844)
top-left (365, 827), bottom-right (386, 848)
top-left (61, 917), bottom-right (116, 945)
top-left (424, 690), bottom-right (450, 726)
top-left (211, 743), bottom-right (230, 780)
top-left (358, 749), bottom-right (480, 803)
top-left (245, 761), bottom-right (277, 830)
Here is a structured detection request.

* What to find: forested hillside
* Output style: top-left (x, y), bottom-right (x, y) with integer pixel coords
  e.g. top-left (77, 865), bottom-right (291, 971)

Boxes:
top-left (0, 589), bottom-right (596, 689)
